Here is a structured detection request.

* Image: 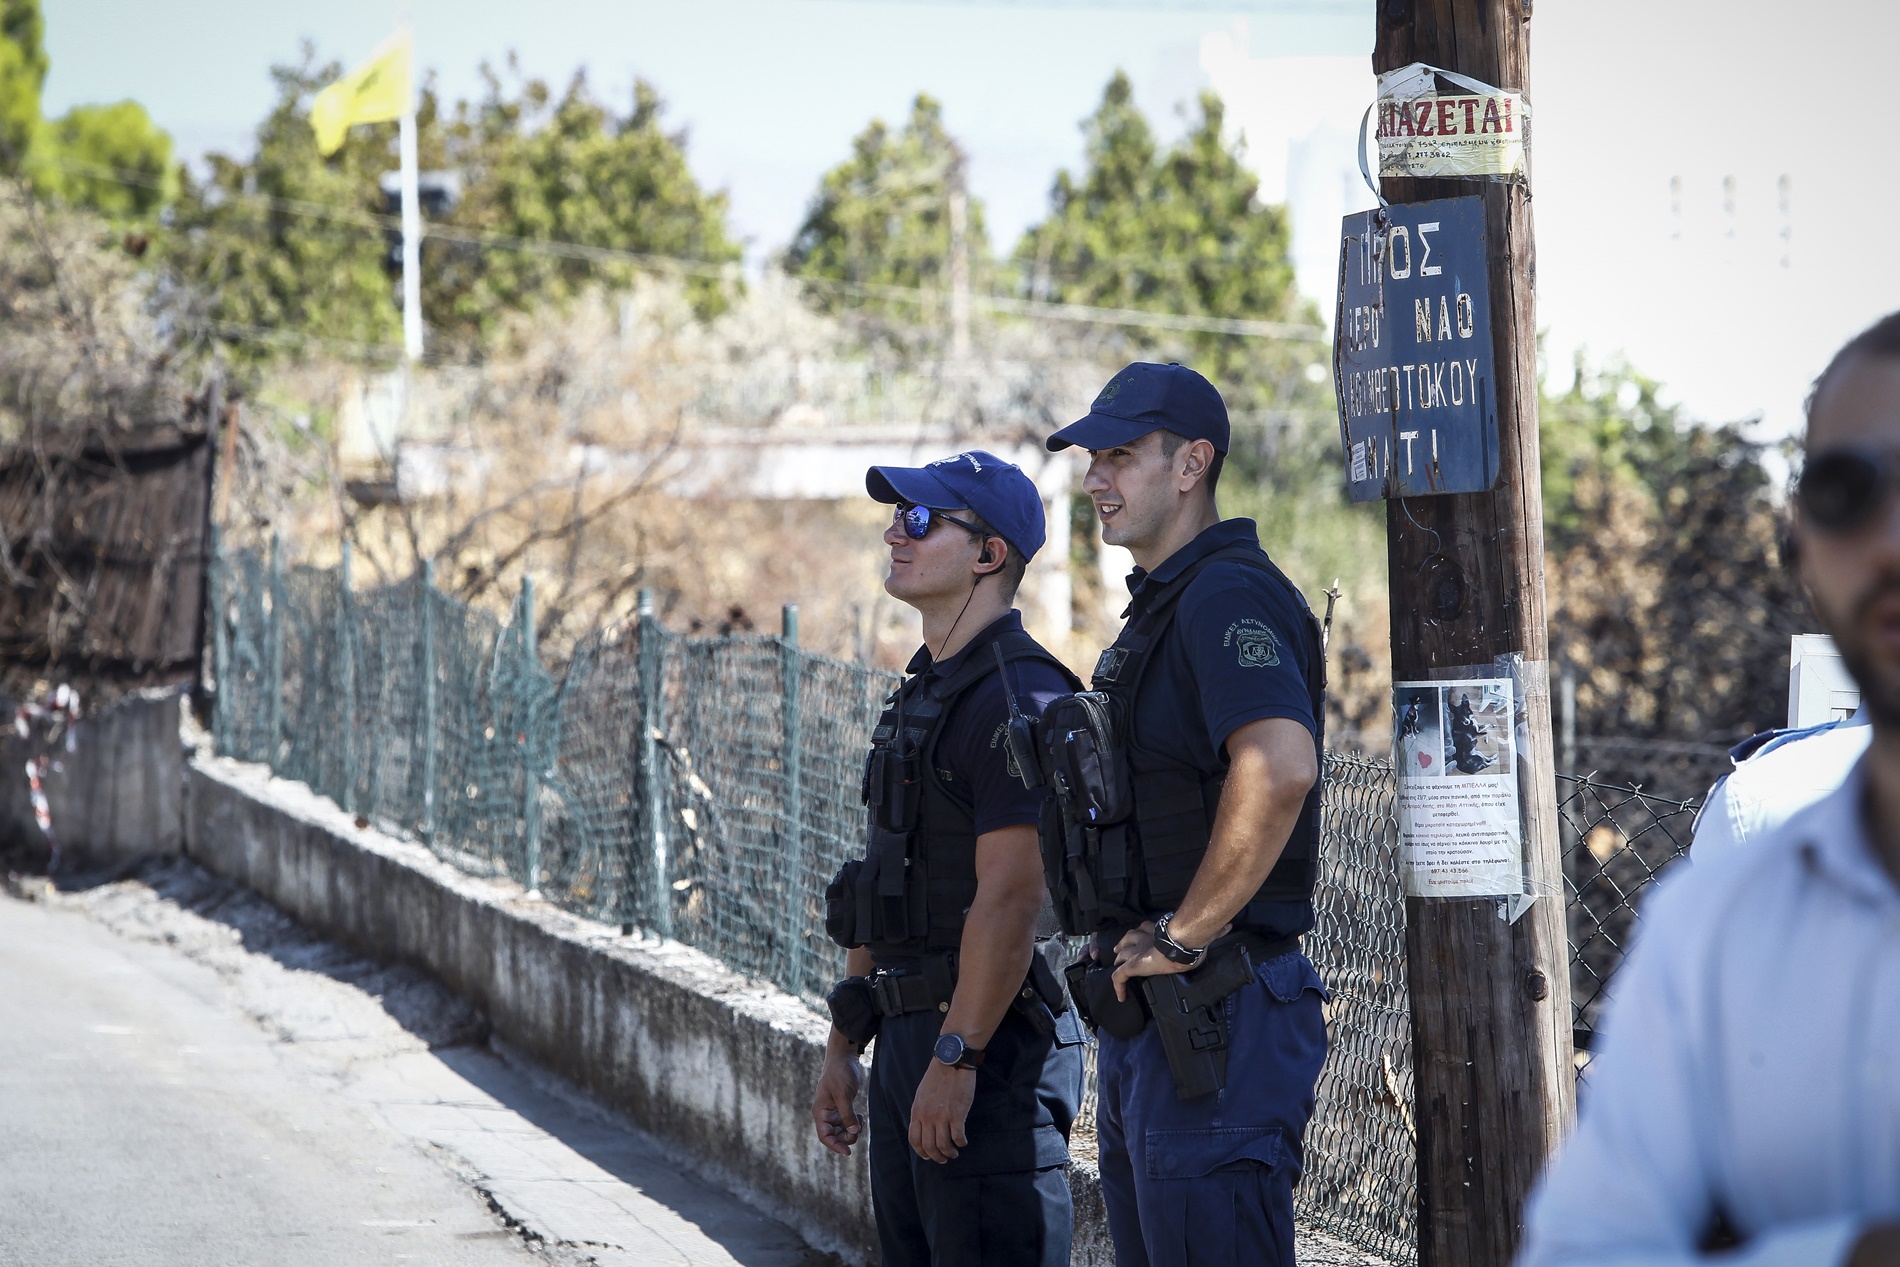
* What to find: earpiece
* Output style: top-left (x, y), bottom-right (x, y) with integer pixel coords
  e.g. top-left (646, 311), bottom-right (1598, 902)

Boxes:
top-left (978, 545), bottom-right (994, 565)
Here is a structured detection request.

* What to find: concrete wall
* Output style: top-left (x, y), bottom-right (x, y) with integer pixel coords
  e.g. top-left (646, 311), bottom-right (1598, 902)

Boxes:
top-left (0, 689), bottom-right (187, 868)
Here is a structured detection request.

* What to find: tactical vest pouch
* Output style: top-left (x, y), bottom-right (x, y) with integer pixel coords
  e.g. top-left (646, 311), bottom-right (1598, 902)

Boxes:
top-left (825, 975), bottom-right (880, 1051)
top-left (1040, 692), bottom-right (1132, 826)
top-left (824, 859), bottom-right (863, 948)
top-left (1036, 692), bottom-right (1138, 934)
top-left (866, 745), bottom-right (924, 833)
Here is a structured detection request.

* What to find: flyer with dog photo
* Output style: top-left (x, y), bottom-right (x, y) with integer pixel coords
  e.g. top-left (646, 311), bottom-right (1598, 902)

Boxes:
top-left (1393, 677), bottom-right (1524, 898)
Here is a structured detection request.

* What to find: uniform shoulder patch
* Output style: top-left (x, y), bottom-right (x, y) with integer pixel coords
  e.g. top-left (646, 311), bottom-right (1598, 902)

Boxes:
top-left (1223, 617), bottom-right (1281, 668)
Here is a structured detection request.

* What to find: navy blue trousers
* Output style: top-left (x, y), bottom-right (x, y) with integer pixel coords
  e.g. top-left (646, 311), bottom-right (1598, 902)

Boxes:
top-left (867, 1005), bottom-right (1088, 1267)
top-left (1095, 950), bottom-right (1329, 1267)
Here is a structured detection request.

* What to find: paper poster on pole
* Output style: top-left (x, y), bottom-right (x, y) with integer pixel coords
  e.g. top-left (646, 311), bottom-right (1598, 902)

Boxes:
top-left (1394, 677), bottom-right (1524, 897)
top-left (1375, 62), bottom-right (1528, 181)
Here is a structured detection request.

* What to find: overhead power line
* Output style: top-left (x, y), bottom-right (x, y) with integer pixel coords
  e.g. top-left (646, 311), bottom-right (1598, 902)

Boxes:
top-left (47, 157), bottom-right (1325, 344)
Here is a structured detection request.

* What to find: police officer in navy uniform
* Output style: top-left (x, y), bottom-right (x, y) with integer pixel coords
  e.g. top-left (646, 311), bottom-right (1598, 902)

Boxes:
top-left (811, 450), bottom-right (1088, 1267)
top-left (1040, 364), bottom-right (1329, 1267)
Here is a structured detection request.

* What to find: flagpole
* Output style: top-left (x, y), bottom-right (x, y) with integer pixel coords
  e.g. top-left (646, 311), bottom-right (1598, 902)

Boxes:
top-left (398, 97), bottom-right (423, 362)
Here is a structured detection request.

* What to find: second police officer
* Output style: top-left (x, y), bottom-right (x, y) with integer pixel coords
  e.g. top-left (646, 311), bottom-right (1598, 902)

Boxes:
top-left (811, 451), bottom-right (1089, 1267)
top-left (1036, 363), bottom-right (1329, 1266)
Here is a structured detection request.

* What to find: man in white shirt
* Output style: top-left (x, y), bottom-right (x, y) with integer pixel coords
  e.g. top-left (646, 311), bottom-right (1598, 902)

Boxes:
top-left (1690, 708), bottom-right (1869, 865)
top-left (1519, 312), bottom-right (1900, 1267)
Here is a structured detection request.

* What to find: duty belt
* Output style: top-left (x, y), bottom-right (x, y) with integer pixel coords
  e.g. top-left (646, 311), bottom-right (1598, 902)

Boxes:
top-left (869, 969), bottom-right (953, 1017)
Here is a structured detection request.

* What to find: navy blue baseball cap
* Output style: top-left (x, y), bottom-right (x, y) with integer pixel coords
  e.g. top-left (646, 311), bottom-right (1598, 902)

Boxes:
top-left (865, 450), bottom-right (1047, 561)
top-left (1046, 362), bottom-right (1230, 454)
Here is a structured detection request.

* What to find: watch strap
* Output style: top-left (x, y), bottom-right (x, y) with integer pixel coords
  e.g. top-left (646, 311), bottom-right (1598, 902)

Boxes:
top-left (1152, 911), bottom-right (1208, 967)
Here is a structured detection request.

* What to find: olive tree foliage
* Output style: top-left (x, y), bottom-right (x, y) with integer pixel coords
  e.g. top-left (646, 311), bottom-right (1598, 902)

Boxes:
top-left (163, 50), bottom-right (740, 366)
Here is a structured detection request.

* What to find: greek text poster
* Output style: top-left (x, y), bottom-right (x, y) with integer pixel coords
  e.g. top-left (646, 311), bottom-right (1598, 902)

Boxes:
top-left (1393, 677), bottom-right (1524, 898)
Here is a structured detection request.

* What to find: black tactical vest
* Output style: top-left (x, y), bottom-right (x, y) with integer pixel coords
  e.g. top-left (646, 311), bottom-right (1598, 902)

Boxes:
top-left (1090, 543), bottom-right (1325, 929)
top-left (852, 628), bottom-right (1081, 957)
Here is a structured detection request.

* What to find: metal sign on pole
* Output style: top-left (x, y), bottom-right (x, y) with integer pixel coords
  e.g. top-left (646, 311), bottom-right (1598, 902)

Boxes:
top-left (1335, 196), bottom-right (1499, 501)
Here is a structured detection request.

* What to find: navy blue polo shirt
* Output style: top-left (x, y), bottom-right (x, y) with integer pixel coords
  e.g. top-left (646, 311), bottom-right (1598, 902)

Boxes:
top-left (906, 611), bottom-right (1072, 835)
top-left (1117, 518), bottom-right (1321, 938)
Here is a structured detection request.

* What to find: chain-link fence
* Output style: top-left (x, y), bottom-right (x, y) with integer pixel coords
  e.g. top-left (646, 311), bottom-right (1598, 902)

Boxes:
top-left (1558, 773), bottom-right (1701, 1071)
top-left (208, 542), bottom-right (1733, 1266)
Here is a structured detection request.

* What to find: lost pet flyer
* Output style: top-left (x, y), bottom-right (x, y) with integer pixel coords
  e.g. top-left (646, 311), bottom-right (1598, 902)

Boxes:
top-left (1393, 677), bottom-right (1524, 898)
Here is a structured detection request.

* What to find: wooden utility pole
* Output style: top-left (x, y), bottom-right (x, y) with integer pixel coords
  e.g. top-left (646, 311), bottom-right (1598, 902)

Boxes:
top-left (1371, 2), bottom-right (1575, 1264)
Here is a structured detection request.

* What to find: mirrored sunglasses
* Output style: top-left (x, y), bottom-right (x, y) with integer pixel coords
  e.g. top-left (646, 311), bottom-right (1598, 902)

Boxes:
top-left (896, 501), bottom-right (984, 541)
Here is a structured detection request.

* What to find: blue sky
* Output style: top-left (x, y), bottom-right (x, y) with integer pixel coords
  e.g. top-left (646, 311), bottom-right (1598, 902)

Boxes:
top-left (42, 0), bottom-right (1369, 257)
top-left (41, 0), bottom-right (1900, 441)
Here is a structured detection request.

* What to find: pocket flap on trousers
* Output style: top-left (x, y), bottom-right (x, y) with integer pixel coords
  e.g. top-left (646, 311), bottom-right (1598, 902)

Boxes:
top-left (1144, 1126), bottom-right (1287, 1180)
top-left (1259, 950), bottom-right (1329, 1005)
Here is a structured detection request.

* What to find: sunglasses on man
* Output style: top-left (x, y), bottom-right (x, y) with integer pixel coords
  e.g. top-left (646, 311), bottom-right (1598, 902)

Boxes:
top-left (1798, 445), bottom-right (1900, 534)
top-left (894, 501), bottom-right (986, 541)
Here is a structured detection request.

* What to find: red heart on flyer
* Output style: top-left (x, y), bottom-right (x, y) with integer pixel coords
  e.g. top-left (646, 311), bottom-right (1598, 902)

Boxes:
top-left (1418, 752), bottom-right (1433, 769)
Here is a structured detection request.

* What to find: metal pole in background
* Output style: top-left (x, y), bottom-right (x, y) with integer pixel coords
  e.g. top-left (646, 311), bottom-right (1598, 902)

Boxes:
top-left (637, 589), bottom-right (671, 938)
top-left (266, 533), bottom-right (284, 768)
top-left (338, 541), bottom-right (356, 815)
top-left (1372, 1), bottom-right (1574, 1262)
top-left (398, 99), bottom-right (423, 363)
top-left (779, 603), bottom-right (803, 986)
top-left (419, 559), bottom-right (438, 848)
top-left (520, 576), bottom-right (542, 897)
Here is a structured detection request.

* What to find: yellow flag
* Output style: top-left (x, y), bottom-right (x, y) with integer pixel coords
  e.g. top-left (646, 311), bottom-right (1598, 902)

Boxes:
top-left (310, 28), bottom-right (412, 156)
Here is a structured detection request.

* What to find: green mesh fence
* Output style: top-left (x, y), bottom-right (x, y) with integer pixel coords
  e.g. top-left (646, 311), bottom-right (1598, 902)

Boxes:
top-left (208, 542), bottom-right (1420, 1262)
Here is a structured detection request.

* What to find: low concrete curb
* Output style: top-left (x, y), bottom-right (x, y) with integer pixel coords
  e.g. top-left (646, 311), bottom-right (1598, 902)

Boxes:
top-left (179, 756), bottom-right (1393, 1267)
top-left (185, 755), bottom-right (882, 1262)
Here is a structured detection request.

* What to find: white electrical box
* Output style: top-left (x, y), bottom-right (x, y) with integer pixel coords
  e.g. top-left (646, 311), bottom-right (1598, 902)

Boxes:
top-left (1789, 634), bottom-right (1861, 728)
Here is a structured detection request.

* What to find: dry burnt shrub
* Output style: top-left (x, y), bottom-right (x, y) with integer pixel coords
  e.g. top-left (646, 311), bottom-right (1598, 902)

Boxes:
top-left (0, 193), bottom-right (223, 707)
top-left (1548, 421), bottom-right (1810, 757)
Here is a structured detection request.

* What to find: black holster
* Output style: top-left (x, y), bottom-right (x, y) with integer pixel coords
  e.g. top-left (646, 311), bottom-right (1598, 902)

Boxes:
top-left (1011, 945), bottom-right (1070, 1036)
top-left (1064, 952), bottom-right (1149, 1041)
top-left (1140, 945), bottom-right (1258, 1100)
top-left (825, 975), bottom-right (880, 1051)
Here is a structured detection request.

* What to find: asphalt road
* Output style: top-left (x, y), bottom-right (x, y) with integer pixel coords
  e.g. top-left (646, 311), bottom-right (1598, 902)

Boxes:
top-left (0, 865), bottom-right (821, 1267)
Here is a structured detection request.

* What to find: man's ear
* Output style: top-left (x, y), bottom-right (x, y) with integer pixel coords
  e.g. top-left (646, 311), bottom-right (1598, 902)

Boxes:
top-left (1178, 439), bottom-right (1216, 491)
top-left (975, 537), bottom-right (1007, 575)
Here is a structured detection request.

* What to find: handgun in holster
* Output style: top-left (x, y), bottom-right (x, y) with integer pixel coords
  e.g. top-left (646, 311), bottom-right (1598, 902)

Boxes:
top-left (1009, 945), bottom-right (1071, 1036)
top-left (1140, 945), bottom-right (1258, 1100)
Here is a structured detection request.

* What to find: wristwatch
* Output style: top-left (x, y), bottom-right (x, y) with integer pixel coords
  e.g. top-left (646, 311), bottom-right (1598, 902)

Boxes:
top-left (933, 1032), bottom-right (986, 1071)
top-left (1152, 911), bottom-right (1209, 968)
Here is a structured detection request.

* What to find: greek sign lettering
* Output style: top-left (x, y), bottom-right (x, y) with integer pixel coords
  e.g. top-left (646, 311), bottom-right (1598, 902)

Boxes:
top-left (1333, 195), bottom-right (1499, 502)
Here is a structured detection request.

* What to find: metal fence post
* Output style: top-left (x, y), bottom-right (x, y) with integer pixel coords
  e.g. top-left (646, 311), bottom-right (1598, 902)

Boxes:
top-left (779, 603), bottom-right (804, 986)
top-left (419, 559), bottom-right (438, 847)
top-left (265, 534), bottom-right (284, 769)
top-left (208, 525), bottom-right (229, 755)
top-left (637, 589), bottom-right (670, 938)
top-left (338, 541), bottom-right (356, 815)
top-left (520, 576), bottom-right (542, 896)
